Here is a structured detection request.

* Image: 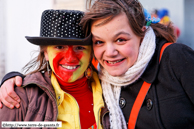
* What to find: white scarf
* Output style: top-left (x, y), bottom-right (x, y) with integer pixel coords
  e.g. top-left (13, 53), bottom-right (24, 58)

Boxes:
top-left (98, 27), bottom-right (156, 129)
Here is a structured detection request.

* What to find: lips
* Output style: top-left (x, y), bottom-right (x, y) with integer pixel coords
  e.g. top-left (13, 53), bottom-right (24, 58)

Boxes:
top-left (105, 58), bottom-right (125, 64)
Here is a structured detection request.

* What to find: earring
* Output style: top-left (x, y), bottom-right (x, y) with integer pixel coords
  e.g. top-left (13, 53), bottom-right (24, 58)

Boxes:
top-left (85, 65), bottom-right (93, 79)
top-left (47, 61), bottom-right (51, 78)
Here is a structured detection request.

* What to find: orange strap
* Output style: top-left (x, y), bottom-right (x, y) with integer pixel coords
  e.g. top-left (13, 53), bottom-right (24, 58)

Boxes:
top-left (128, 81), bottom-right (151, 129)
top-left (159, 43), bottom-right (173, 62)
top-left (128, 42), bottom-right (172, 129)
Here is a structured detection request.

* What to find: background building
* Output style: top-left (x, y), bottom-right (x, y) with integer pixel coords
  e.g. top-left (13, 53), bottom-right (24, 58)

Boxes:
top-left (0, 0), bottom-right (194, 81)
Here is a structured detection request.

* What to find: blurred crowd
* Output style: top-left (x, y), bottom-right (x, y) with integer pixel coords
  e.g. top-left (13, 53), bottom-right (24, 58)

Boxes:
top-left (151, 8), bottom-right (180, 41)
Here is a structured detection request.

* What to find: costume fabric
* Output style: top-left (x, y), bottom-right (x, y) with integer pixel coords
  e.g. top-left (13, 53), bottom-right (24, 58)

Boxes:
top-left (0, 71), bottom-right (104, 129)
top-left (98, 27), bottom-right (156, 129)
top-left (0, 72), bottom-right (58, 129)
top-left (51, 71), bottom-right (104, 129)
top-left (52, 74), bottom-right (95, 129)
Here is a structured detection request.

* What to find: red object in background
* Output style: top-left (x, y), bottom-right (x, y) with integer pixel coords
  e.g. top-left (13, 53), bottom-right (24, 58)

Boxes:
top-left (175, 26), bottom-right (180, 38)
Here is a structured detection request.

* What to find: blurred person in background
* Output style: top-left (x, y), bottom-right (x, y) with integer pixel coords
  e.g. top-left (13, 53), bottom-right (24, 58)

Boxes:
top-left (157, 8), bottom-right (181, 40)
top-left (151, 9), bottom-right (158, 19)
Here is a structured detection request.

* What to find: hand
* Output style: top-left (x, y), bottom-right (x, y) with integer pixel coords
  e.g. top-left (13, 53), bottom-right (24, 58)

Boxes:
top-left (0, 76), bottom-right (22, 109)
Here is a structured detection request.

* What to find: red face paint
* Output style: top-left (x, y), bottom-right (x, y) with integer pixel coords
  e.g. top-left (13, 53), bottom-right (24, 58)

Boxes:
top-left (53, 46), bottom-right (84, 82)
top-left (47, 45), bottom-right (91, 82)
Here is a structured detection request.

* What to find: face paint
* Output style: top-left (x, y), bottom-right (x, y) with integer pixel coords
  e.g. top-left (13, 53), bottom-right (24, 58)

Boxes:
top-left (46, 45), bottom-right (91, 83)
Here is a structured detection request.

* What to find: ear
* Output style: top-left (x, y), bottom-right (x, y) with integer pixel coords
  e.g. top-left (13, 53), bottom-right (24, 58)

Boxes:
top-left (139, 26), bottom-right (147, 44)
top-left (142, 26), bottom-right (147, 31)
top-left (44, 50), bottom-right (49, 61)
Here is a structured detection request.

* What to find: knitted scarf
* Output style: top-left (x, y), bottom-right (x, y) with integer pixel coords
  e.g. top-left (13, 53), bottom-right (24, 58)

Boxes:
top-left (98, 27), bottom-right (156, 129)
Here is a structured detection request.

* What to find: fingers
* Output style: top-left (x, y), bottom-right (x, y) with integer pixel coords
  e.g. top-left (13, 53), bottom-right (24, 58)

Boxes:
top-left (0, 77), bottom-right (21, 108)
top-left (0, 95), bottom-right (14, 109)
top-left (0, 87), bottom-right (14, 109)
top-left (15, 76), bottom-right (23, 87)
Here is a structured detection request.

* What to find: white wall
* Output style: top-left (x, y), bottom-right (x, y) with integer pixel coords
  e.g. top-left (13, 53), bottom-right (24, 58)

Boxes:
top-left (0, 0), bottom-right (6, 80)
top-left (53, 0), bottom-right (85, 11)
top-left (5, 0), bottom-right (52, 73)
top-left (184, 0), bottom-right (194, 48)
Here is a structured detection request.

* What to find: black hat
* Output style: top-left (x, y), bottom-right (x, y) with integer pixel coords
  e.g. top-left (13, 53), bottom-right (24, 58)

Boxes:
top-left (25, 10), bottom-right (91, 45)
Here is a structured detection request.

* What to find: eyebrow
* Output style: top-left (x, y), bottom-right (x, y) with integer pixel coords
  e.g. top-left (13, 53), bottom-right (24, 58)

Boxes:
top-left (92, 34), bottom-right (101, 39)
top-left (92, 31), bottom-right (131, 39)
top-left (114, 31), bottom-right (131, 38)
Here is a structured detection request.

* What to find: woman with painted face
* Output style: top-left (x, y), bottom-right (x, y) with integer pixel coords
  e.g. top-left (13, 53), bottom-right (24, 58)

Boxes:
top-left (1, 0), bottom-right (194, 129)
top-left (0, 9), bottom-right (104, 129)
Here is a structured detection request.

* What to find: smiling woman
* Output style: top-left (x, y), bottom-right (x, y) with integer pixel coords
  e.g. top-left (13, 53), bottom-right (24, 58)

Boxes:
top-left (91, 12), bottom-right (142, 76)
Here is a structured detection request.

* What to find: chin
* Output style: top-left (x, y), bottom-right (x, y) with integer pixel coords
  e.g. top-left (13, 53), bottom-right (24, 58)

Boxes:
top-left (108, 71), bottom-right (125, 77)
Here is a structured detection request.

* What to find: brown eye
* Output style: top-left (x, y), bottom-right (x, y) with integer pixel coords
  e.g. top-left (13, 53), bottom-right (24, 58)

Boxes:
top-left (94, 40), bottom-right (103, 45)
top-left (117, 38), bottom-right (126, 42)
top-left (75, 46), bottom-right (85, 50)
top-left (56, 46), bottom-right (64, 49)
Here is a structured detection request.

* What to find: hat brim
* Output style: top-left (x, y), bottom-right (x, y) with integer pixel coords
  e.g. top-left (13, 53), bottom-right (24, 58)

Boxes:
top-left (25, 33), bottom-right (92, 46)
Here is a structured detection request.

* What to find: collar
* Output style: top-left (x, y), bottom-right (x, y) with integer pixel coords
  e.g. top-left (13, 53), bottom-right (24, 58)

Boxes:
top-left (51, 73), bottom-right (65, 106)
top-left (51, 71), bottom-right (103, 107)
top-left (55, 75), bottom-right (91, 98)
top-left (141, 38), bottom-right (168, 83)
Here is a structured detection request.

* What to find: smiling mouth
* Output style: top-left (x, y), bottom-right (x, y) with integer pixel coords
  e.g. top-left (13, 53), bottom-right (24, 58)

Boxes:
top-left (61, 65), bottom-right (79, 70)
top-left (106, 59), bottom-right (125, 64)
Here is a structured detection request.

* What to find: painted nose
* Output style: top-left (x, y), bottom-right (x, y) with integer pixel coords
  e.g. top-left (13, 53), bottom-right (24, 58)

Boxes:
top-left (65, 46), bottom-right (78, 62)
top-left (105, 43), bottom-right (118, 57)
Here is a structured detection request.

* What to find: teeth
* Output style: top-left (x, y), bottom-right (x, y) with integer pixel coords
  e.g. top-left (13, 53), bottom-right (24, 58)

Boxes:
top-left (61, 65), bottom-right (77, 70)
top-left (107, 60), bottom-right (122, 64)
